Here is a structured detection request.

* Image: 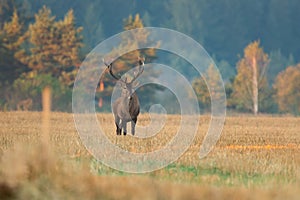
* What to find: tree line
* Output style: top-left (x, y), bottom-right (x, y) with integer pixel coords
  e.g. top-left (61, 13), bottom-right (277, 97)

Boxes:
top-left (193, 41), bottom-right (300, 115)
top-left (0, 5), bottom-right (299, 115)
top-left (1, 0), bottom-right (299, 67)
top-left (0, 6), bottom-right (81, 111)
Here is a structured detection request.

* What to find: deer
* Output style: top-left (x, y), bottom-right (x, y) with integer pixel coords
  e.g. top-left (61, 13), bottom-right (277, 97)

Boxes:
top-left (103, 57), bottom-right (144, 136)
top-left (17, 98), bottom-right (33, 111)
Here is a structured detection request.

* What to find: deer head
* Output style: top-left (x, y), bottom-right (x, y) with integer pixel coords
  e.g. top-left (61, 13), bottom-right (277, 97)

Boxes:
top-left (104, 57), bottom-right (144, 99)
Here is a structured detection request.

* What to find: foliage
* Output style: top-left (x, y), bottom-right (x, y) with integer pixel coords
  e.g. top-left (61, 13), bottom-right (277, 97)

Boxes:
top-left (0, 1), bottom-right (300, 114)
top-left (0, 9), bottom-right (27, 83)
top-left (192, 64), bottom-right (225, 112)
top-left (0, 6), bottom-right (81, 111)
top-left (108, 14), bottom-right (157, 71)
top-left (0, 0), bottom-right (15, 28)
top-left (192, 76), bottom-right (210, 111)
top-left (164, 0), bottom-right (203, 42)
top-left (16, 6), bottom-right (82, 85)
top-left (231, 41), bottom-right (270, 114)
top-left (3, 72), bottom-right (72, 111)
top-left (213, 58), bottom-right (235, 82)
top-left (97, 14), bottom-right (160, 112)
top-left (268, 50), bottom-right (295, 84)
top-left (274, 64), bottom-right (300, 115)
top-left (16, 0), bottom-right (300, 65)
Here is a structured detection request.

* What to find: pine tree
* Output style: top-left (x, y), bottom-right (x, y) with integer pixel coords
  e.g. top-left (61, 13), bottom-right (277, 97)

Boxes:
top-left (54, 9), bottom-right (83, 86)
top-left (16, 6), bottom-right (82, 85)
top-left (0, 9), bottom-right (26, 83)
top-left (18, 6), bottom-right (56, 73)
top-left (2, 10), bottom-right (24, 51)
top-left (97, 14), bottom-right (159, 111)
top-left (0, 0), bottom-right (15, 29)
top-left (109, 14), bottom-right (156, 72)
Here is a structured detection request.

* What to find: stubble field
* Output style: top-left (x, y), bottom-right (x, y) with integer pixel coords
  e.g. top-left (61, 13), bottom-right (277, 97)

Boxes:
top-left (0, 111), bottom-right (299, 199)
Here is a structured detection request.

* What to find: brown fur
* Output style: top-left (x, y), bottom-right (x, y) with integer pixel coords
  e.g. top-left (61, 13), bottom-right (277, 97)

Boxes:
top-left (104, 57), bottom-right (144, 135)
top-left (112, 87), bottom-right (140, 135)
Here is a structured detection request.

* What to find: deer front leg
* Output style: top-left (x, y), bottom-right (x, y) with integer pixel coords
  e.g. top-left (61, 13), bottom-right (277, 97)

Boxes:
top-left (121, 120), bottom-right (127, 136)
top-left (131, 117), bottom-right (137, 135)
top-left (115, 116), bottom-right (121, 135)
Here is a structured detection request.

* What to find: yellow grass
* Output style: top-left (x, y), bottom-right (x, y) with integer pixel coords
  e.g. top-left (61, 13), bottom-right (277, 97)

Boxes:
top-left (0, 111), bottom-right (300, 199)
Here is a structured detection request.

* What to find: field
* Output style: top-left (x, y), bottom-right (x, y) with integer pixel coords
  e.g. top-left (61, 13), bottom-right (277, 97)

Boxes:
top-left (0, 111), bottom-right (299, 199)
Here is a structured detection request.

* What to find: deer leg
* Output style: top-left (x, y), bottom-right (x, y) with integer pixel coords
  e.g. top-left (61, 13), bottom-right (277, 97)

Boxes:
top-left (131, 117), bottom-right (137, 135)
top-left (122, 121), bottom-right (127, 136)
top-left (115, 116), bottom-right (121, 135)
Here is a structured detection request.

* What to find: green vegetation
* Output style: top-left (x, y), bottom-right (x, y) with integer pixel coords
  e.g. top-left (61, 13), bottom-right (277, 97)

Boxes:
top-left (90, 160), bottom-right (295, 188)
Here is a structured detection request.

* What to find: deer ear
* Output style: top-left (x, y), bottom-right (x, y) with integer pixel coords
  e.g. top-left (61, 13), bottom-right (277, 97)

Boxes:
top-left (138, 57), bottom-right (145, 66)
top-left (132, 81), bottom-right (139, 88)
top-left (116, 80), bottom-right (125, 88)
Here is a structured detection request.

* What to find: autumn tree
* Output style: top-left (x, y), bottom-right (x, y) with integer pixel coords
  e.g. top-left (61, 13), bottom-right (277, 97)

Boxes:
top-left (0, 0), bottom-right (15, 28)
top-left (192, 63), bottom-right (224, 112)
top-left (1, 6), bottom-right (82, 111)
top-left (192, 76), bottom-right (210, 111)
top-left (54, 9), bottom-right (83, 86)
top-left (106, 14), bottom-right (156, 72)
top-left (0, 9), bottom-right (26, 83)
top-left (232, 41), bottom-right (269, 114)
top-left (274, 64), bottom-right (300, 115)
top-left (97, 14), bottom-right (159, 111)
top-left (17, 6), bottom-right (82, 85)
top-left (0, 8), bottom-right (26, 110)
top-left (192, 64), bottom-right (213, 110)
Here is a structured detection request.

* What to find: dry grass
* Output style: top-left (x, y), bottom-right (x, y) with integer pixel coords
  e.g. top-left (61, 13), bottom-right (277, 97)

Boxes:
top-left (0, 111), bottom-right (299, 199)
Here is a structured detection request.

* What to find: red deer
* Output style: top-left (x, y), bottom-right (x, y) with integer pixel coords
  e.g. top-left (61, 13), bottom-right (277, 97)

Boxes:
top-left (104, 57), bottom-right (144, 135)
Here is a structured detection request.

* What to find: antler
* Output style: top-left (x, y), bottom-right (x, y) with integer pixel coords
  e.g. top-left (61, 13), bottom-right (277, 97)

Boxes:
top-left (129, 56), bottom-right (145, 84)
top-left (103, 57), bottom-right (144, 84)
top-left (103, 59), bottom-right (123, 81)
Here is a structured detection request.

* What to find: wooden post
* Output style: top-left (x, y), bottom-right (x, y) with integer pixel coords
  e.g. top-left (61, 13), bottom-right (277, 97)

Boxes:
top-left (42, 86), bottom-right (51, 145)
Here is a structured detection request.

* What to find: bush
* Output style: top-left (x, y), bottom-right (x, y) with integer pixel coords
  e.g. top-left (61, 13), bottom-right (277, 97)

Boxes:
top-left (3, 71), bottom-right (72, 112)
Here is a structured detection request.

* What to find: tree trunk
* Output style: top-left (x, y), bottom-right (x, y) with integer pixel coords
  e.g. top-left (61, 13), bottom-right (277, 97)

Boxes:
top-left (252, 57), bottom-right (258, 115)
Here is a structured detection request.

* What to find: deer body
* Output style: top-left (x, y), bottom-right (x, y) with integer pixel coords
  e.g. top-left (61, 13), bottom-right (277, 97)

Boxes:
top-left (113, 92), bottom-right (140, 135)
top-left (104, 57), bottom-right (144, 135)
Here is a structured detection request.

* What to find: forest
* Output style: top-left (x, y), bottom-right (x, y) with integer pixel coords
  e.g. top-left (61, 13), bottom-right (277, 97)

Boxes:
top-left (0, 0), bottom-right (299, 115)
